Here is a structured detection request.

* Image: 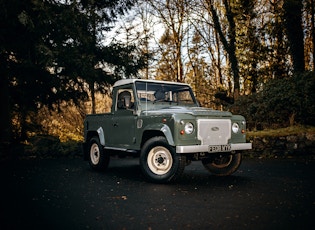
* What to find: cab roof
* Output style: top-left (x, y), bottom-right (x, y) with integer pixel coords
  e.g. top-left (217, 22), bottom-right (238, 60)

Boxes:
top-left (113, 78), bottom-right (190, 88)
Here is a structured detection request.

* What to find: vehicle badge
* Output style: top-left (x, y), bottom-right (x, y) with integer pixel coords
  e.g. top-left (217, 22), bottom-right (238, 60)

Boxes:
top-left (211, 127), bottom-right (219, 131)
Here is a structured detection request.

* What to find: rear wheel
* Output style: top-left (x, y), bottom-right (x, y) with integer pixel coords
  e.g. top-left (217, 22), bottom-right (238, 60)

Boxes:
top-left (140, 136), bottom-right (185, 183)
top-left (88, 137), bottom-right (110, 171)
top-left (202, 152), bottom-right (242, 176)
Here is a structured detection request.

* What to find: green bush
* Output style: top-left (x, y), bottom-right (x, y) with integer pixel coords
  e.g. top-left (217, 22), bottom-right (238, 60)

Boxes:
top-left (230, 71), bottom-right (315, 130)
top-left (24, 135), bottom-right (82, 157)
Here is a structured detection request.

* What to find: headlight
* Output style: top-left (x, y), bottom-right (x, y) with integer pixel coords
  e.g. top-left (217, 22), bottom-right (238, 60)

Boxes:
top-left (232, 122), bottom-right (239, 133)
top-left (184, 122), bottom-right (194, 134)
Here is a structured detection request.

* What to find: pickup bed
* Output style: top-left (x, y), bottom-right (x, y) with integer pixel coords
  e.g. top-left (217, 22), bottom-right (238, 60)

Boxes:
top-left (83, 79), bottom-right (252, 183)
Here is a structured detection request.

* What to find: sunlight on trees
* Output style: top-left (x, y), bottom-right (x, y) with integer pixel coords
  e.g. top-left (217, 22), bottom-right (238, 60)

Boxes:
top-left (1, 0), bottom-right (315, 148)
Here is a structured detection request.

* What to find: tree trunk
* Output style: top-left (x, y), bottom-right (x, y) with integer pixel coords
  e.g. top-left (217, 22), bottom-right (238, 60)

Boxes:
top-left (0, 72), bottom-right (12, 146)
top-left (176, 48), bottom-right (183, 82)
top-left (90, 82), bottom-right (96, 114)
top-left (311, 0), bottom-right (315, 70)
top-left (283, 0), bottom-right (305, 73)
top-left (209, 0), bottom-right (240, 100)
top-left (215, 30), bottom-right (223, 87)
top-left (223, 0), bottom-right (240, 99)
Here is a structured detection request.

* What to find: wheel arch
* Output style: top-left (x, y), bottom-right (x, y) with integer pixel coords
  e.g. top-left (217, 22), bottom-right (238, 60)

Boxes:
top-left (84, 128), bottom-right (105, 160)
top-left (141, 124), bottom-right (174, 148)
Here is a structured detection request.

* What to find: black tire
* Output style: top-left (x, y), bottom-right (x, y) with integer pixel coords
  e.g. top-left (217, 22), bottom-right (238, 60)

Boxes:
top-left (88, 137), bottom-right (110, 171)
top-left (202, 152), bottom-right (242, 176)
top-left (140, 136), bottom-right (185, 183)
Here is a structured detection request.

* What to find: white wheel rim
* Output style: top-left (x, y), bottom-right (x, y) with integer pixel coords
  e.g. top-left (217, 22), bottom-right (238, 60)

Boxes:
top-left (90, 143), bottom-right (100, 165)
top-left (147, 146), bottom-right (173, 175)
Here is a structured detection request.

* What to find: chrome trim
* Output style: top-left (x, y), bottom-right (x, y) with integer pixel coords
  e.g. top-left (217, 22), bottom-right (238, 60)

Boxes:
top-left (230, 143), bottom-right (252, 151)
top-left (176, 145), bottom-right (208, 153)
top-left (176, 143), bottom-right (252, 154)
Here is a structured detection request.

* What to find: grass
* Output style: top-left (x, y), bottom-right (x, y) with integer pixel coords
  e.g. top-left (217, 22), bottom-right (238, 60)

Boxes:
top-left (247, 125), bottom-right (315, 138)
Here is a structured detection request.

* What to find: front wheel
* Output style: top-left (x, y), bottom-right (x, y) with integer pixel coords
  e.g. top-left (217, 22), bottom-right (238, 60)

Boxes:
top-left (140, 136), bottom-right (185, 183)
top-left (202, 152), bottom-right (242, 176)
top-left (88, 137), bottom-right (110, 171)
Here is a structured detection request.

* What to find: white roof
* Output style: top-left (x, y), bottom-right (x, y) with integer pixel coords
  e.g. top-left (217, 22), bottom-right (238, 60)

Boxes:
top-left (113, 78), bottom-right (190, 87)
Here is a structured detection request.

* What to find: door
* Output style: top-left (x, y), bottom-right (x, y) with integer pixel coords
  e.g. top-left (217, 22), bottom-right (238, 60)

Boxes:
top-left (107, 87), bottom-right (137, 149)
top-left (110, 109), bottom-right (137, 148)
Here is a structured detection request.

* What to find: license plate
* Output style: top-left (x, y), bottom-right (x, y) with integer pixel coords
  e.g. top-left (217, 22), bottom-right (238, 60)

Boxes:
top-left (208, 145), bottom-right (231, 153)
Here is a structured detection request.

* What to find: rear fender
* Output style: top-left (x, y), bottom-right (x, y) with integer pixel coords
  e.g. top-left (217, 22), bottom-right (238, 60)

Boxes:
top-left (97, 127), bottom-right (105, 146)
top-left (83, 128), bottom-right (105, 161)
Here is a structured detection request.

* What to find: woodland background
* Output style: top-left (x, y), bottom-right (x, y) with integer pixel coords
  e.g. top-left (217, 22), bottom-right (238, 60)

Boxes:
top-left (0, 0), bottom-right (314, 155)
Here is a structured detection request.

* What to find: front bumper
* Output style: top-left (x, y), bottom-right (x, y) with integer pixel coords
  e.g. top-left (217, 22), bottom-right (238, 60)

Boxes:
top-left (176, 143), bottom-right (252, 154)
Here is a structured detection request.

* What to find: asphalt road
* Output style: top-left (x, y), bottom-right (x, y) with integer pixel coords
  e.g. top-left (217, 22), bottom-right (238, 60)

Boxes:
top-left (0, 156), bottom-right (314, 230)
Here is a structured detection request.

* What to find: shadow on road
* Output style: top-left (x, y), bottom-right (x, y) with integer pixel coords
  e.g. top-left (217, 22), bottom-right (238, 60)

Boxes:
top-left (89, 157), bottom-right (252, 188)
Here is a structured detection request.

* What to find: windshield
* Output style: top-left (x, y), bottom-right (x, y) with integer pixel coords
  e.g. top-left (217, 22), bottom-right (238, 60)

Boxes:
top-left (135, 81), bottom-right (198, 109)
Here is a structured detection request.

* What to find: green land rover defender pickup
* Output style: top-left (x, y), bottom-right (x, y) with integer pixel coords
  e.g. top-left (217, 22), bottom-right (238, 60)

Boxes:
top-left (83, 79), bottom-right (252, 183)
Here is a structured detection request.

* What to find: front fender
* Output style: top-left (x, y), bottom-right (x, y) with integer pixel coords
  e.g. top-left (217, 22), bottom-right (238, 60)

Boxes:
top-left (160, 124), bottom-right (175, 146)
top-left (143, 123), bottom-right (174, 146)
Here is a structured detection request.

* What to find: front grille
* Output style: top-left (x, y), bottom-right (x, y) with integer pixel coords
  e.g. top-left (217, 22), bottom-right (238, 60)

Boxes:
top-left (197, 119), bottom-right (231, 145)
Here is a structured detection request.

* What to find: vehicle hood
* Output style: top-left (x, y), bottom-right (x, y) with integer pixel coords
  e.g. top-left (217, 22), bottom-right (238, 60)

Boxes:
top-left (142, 106), bottom-right (232, 117)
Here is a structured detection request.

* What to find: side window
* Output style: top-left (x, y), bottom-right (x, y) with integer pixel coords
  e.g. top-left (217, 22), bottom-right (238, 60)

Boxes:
top-left (116, 88), bottom-right (135, 110)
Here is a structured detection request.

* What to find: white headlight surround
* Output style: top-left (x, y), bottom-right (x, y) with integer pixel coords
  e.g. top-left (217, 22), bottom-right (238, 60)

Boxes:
top-left (232, 122), bottom-right (239, 133)
top-left (184, 122), bottom-right (194, 134)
